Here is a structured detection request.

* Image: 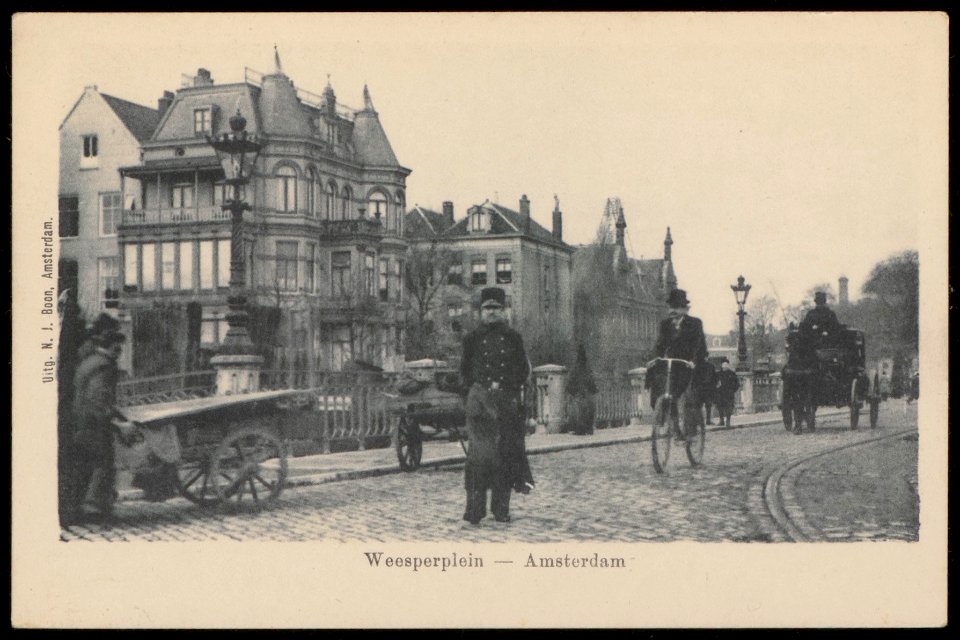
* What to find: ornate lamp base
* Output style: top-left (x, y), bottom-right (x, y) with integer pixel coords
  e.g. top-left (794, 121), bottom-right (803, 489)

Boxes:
top-left (210, 353), bottom-right (265, 396)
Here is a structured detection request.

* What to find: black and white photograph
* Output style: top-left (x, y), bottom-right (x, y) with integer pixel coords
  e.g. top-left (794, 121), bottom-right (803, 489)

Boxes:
top-left (11, 12), bottom-right (947, 628)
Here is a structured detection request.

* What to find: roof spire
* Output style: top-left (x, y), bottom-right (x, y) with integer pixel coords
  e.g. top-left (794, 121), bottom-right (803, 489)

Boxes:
top-left (363, 84), bottom-right (375, 111)
top-left (274, 44), bottom-right (283, 74)
top-left (664, 226), bottom-right (673, 262)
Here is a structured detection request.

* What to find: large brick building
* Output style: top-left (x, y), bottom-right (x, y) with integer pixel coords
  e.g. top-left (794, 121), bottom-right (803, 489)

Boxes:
top-left (571, 198), bottom-right (676, 375)
top-left (116, 56), bottom-right (410, 375)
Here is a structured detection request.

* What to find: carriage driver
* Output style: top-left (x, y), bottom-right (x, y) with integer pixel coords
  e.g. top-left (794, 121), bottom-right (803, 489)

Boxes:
top-left (800, 291), bottom-right (842, 349)
top-left (651, 289), bottom-right (710, 438)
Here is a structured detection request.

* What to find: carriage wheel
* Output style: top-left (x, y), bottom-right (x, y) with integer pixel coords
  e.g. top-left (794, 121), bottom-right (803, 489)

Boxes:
top-left (869, 397), bottom-right (880, 429)
top-left (209, 427), bottom-right (287, 507)
top-left (651, 396), bottom-right (674, 474)
top-left (849, 379), bottom-right (861, 430)
top-left (178, 457), bottom-right (222, 507)
top-left (396, 417), bottom-right (423, 471)
top-left (685, 406), bottom-right (706, 467)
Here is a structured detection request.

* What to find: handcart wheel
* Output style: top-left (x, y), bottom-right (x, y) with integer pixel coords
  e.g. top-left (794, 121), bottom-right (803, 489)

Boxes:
top-left (178, 458), bottom-right (223, 507)
top-left (397, 417), bottom-right (423, 471)
top-left (209, 427), bottom-right (287, 506)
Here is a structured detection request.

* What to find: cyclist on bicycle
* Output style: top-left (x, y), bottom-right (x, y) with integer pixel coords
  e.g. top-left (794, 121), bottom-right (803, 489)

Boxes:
top-left (649, 288), bottom-right (709, 438)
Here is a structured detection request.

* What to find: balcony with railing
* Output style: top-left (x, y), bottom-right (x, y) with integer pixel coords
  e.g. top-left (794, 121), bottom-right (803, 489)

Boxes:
top-left (120, 206), bottom-right (233, 227)
top-left (316, 218), bottom-right (384, 239)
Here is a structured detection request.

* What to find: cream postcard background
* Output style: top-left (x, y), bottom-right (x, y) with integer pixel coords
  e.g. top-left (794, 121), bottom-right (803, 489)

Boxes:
top-left (11, 12), bottom-right (947, 628)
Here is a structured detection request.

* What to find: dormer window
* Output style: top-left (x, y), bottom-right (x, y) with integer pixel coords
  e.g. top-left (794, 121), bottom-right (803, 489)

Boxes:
top-left (469, 209), bottom-right (489, 232)
top-left (194, 108), bottom-right (212, 136)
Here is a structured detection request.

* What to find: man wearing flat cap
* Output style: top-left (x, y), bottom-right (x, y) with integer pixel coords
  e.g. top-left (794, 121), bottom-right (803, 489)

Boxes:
top-left (650, 289), bottom-right (709, 437)
top-left (459, 287), bottom-right (531, 525)
top-left (68, 313), bottom-right (136, 522)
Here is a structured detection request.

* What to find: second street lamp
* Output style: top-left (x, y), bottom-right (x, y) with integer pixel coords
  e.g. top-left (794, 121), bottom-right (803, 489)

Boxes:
top-left (731, 275), bottom-right (751, 372)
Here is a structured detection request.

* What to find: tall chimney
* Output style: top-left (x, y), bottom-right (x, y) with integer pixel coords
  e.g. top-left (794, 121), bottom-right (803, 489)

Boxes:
top-left (194, 68), bottom-right (214, 87)
top-left (442, 201), bottom-right (455, 227)
top-left (157, 90), bottom-right (175, 116)
top-left (839, 276), bottom-right (849, 306)
top-left (519, 194), bottom-right (530, 233)
top-left (552, 195), bottom-right (563, 241)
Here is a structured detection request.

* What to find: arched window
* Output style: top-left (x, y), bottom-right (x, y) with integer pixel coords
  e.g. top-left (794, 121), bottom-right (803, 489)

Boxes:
top-left (276, 166), bottom-right (297, 213)
top-left (327, 182), bottom-right (338, 221)
top-left (341, 186), bottom-right (353, 220)
top-left (395, 190), bottom-right (405, 236)
top-left (368, 191), bottom-right (388, 227)
top-left (307, 168), bottom-right (319, 217)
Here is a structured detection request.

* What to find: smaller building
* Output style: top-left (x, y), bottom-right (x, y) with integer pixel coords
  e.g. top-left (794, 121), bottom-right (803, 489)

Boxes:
top-left (58, 85), bottom-right (162, 323)
top-left (404, 195), bottom-right (574, 365)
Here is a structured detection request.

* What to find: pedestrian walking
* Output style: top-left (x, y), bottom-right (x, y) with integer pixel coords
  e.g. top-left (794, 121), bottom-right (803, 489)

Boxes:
top-left (701, 360), bottom-right (718, 425)
top-left (460, 287), bottom-right (531, 525)
top-left (67, 313), bottom-right (137, 523)
top-left (715, 358), bottom-right (740, 427)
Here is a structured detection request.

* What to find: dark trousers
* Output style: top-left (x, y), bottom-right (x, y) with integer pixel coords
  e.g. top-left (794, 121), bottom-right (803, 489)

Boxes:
top-left (463, 385), bottom-right (523, 522)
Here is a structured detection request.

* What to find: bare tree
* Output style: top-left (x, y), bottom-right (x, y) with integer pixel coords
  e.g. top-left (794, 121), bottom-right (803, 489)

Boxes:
top-left (404, 241), bottom-right (460, 360)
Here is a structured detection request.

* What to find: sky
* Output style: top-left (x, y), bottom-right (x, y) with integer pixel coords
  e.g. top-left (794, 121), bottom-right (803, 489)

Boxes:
top-left (14, 12), bottom-right (945, 334)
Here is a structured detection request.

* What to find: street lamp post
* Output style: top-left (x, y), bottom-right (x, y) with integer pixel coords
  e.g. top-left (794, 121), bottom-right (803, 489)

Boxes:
top-left (207, 109), bottom-right (263, 394)
top-left (731, 275), bottom-right (752, 372)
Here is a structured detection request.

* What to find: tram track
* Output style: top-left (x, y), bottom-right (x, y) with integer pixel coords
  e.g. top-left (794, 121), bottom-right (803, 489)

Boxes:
top-left (761, 423), bottom-right (917, 541)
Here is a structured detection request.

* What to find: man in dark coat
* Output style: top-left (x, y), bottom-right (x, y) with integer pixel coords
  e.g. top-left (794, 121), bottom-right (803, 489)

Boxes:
top-left (68, 314), bottom-right (136, 522)
top-left (460, 287), bottom-right (531, 525)
top-left (715, 358), bottom-right (740, 427)
top-left (649, 289), bottom-right (708, 436)
top-left (800, 291), bottom-right (842, 349)
top-left (700, 361), bottom-right (718, 425)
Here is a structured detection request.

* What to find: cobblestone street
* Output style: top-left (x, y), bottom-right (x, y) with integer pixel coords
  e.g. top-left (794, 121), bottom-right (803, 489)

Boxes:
top-left (61, 402), bottom-right (918, 543)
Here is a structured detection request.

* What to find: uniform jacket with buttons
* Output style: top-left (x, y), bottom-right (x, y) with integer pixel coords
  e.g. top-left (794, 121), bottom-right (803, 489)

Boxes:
top-left (460, 321), bottom-right (530, 393)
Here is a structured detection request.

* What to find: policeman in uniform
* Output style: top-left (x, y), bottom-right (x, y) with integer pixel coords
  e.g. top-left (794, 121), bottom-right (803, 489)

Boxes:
top-left (460, 287), bottom-right (531, 525)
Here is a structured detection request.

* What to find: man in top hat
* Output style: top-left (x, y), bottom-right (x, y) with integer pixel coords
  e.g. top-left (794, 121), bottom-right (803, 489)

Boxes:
top-left (459, 287), bottom-right (531, 525)
top-left (68, 313), bottom-right (136, 522)
top-left (800, 291), bottom-right (842, 349)
top-left (651, 289), bottom-right (709, 436)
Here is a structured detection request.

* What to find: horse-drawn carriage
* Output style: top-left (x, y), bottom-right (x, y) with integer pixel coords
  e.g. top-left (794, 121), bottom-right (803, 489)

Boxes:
top-left (780, 325), bottom-right (881, 433)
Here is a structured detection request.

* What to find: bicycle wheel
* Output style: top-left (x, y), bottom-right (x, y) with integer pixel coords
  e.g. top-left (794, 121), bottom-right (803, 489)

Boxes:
top-left (651, 396), bottom-right (674, 473)
top-left (685, 405), bottom-right (705, 466)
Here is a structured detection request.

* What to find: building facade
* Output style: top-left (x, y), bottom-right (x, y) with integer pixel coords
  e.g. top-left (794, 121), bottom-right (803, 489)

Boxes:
top-left (571, 198), bottom-right (676, 375)
top-left (117, 59), bottom-right (410, 376)
top-left (58, 85), bottom-right (161, 325)
top-left (404, 196), bottom-right (575, 366)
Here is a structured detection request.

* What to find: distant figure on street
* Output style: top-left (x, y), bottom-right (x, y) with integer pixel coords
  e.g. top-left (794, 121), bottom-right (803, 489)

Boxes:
top-left (460, 287), bottom-right (532, 525)
top-left (649, 289), bottom-right (709, 436)
top-left (800, 291), bottom-right (842, 349)
top-left (565, 343), bottom-right (598, 435)
top-left (715, 358), bottom-right (740, 427)
top-left (701, 361), bottom-right (718, 425)
top-left (68, 314), bottom-right (137, 523)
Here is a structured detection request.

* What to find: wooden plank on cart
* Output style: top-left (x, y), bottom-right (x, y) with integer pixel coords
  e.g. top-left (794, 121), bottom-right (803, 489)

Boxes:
top-left (122, 389), bottom-right (307, 425)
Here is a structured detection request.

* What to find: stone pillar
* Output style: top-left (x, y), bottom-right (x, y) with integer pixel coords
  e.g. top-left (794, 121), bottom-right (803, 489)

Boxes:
top-left (736, 371), bottom-right (755, 414)
top-left (770, 371), bottom-right (783, 409)
top-left (627, 367), bottom-right (647, 425)
top-left (211, 354), bottom-right (263, 395)
top-left (532, 364), bottom-right (568, 434)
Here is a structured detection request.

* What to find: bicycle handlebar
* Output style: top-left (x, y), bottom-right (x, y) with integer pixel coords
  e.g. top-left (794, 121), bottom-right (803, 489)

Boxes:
top-left (645, 357), bottom-right (696, 369)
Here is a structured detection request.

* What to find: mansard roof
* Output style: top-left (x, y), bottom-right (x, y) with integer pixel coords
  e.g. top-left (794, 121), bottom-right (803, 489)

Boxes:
top-left (152, 83), bottom-right (261, 141)
top-left (353, 101), bottom-right (399, 166)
